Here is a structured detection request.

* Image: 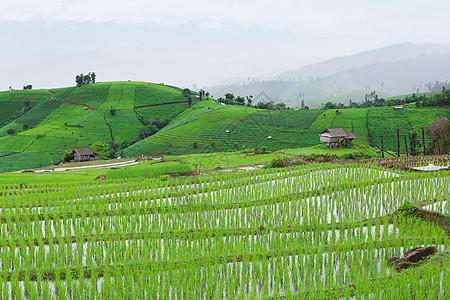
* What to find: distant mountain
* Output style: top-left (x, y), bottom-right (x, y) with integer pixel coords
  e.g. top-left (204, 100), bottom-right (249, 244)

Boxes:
top-left (280, 43), bottom-right (450, 79)
top-left (205, 43), bottom-right (450, 107)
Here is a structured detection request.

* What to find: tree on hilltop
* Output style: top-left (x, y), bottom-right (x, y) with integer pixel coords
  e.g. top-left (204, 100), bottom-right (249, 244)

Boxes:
top-left (182, 88), bottom-right (191, 97)
top-left (182, 88), bottom-right (192, 107)
top-left (75, 72), bottom-right (96, 87)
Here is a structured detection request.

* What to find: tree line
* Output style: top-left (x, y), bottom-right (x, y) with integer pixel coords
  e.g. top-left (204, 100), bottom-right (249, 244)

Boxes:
top-left (322, 89), bottom-right (450, 109)
top-left (75, 72), bottom-right (96, 87)
top-left (216, 93), bottom-right (290, 110)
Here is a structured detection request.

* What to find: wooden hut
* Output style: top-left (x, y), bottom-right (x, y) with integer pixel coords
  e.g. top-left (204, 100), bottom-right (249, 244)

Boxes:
top-left (319, 128), bottom-right (355, 149)
top-left (73, 149), bottom-right (96, 162)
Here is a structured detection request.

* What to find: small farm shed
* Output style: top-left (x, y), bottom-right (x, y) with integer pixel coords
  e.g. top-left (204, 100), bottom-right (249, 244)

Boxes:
top-left (73, 148), bottom-right (96, 162)
top-left (319, 128), bottom-right (355, 149)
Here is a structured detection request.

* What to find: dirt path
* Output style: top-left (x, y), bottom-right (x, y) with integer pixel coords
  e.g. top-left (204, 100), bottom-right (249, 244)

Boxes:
top-left (64, 100), bottom-right (94, 110)
top-left (46, 90), bottom-right (54, 99)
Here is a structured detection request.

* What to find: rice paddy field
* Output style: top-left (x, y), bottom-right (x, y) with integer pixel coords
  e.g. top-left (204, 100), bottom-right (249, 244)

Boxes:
top-left (124, 104), bottom-right (325, 157)
top-left (0, 162), bottom-right (449, 298)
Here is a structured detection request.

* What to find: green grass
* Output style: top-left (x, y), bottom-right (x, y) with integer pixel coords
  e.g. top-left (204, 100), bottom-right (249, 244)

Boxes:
top-left (107, 161), bottom-right (194, 179)
top-left (0, 134), bottom-right (37, 152)
top-left (0, 82), bottom-right (192, 170)
top-left (166, 144), bottom-right (380, 171)
top-left (135, 102), bottom-right (188, 124)
top-left (76, 110), bottom-right (112, 145)
top-left (124, 107), bottom-right (328, 157)
top-left (368, 107), bottom-right (450, 152)
top-left (105, 109), bottom-right (142, 144)
top-left (384, 91), bottom-right (441, 101)
top-left (64, 83), bottom-right (110, 108)
top-left (311, 108), bottom-right (370, 145)
top-left (134, 83), bottom-right (186, 107)
top-left (0, 99), bottom-right (62, 137)
top-left (0, 152), bottom-right (62, 172)
top-left (97, 83), bottom-right (136, 110)
top-left (0, 102), bottom-right (28, 127)
top-left (0, 89), bottom-right (51, 103)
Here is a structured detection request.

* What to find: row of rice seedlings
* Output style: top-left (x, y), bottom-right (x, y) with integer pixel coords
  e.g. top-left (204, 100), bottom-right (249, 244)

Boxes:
top-left (0, 162), bottom-right (397, 211)
top-left (0, 168), bottom-right (445, 268)
top-left (0, 165), bottom-right (448, 298)
top-left (0, 214), bottom-right (447, 298)
top-left (0, 166), bottom-right (447, 244)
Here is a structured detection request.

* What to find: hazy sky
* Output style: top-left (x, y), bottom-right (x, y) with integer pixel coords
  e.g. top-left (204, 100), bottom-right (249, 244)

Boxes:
top-left (1, 0), bottom-right (450, 90)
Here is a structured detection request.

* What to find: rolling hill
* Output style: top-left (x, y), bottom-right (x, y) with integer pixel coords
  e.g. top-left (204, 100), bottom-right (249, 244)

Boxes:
top-left (0, 80), bottom-right (448, 172)
top-left (124, 99), bottom-right (449, 158)
top-left (123, 101), bottom-right (325, 157)
top-left (0, 81), bottom-right (191, 172)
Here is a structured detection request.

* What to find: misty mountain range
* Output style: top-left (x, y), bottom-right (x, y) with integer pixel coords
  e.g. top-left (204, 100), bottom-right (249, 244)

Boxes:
top-left (204, 43), bottom-right (450, 107)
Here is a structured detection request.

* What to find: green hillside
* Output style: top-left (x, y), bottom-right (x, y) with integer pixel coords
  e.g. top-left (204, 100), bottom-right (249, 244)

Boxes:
top-left (0, 81), bottom-right (448, 173)
top-left (123, 102), bottom-right (325, 157)
top-left (367, 107), bottom-right (450, 153)
top-left (0, 82), bottom-right (191, 172)
top-left (311, 108), bottom-right (370, 145)
top-left (310, 106), bottom-right (449, 154)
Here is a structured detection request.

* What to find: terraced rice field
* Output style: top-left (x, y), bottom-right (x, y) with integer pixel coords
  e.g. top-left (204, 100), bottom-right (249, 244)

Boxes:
top-left (0, 82), bottom-right (192, 172)
top-left (0, 163), bottom-right (448, 298)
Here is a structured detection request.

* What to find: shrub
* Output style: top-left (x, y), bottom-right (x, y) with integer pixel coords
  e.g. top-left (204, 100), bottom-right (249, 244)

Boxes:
top-left (90, 142), bottom-right (109, 160)
top-left (265, 156), bottom-right (304, 168)
top-left (7, 128), bottom-right (16, 135)
top-left (159, 174), bottom-right (170, 181)
top-left (62, 149), bottom-right (74, 162)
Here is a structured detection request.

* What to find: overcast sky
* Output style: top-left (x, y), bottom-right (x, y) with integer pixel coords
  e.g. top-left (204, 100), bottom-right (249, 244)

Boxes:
top-left (1, 0), bottom-right (450, 91)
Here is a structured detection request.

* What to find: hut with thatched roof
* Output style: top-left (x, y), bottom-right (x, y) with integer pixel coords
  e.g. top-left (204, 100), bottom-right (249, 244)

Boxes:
top-left (319, 128), bottom-right (356, 149)
top-left (73, 149), bottom-right (96, 162)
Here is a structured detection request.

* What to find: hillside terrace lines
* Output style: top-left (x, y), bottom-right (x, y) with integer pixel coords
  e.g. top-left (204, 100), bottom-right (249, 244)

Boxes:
top-left (148, 106), bottom-right (257, 147)
top-left (134, 100), bottom-right (188, 109)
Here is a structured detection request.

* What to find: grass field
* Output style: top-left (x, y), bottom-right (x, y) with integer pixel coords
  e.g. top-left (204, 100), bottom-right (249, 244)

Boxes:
top-left (0, 152), bottom-right (62, 172)
top-left (135, 102), bottom-right (188, 124)
top-left (1, 82), bottom-right (448, 172)
top-left (0, 161), bottom-right (448, 297)
top-left (367, 107), bottom-right (450, 153)
top-left (0, 82), bottom-right (192, 171)
top-left (0, 102), bottom-right (29, 127)
top-left (311, 108), bottom-right (370, 145)
top-left (134, 82), bottom-right (186, 107)
top-left (125, 105), bottom-right (325, 157)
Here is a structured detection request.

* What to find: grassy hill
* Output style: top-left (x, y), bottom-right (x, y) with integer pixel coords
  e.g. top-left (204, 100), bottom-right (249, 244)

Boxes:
top-left (123, 102), bottom-right (325, 157)
top-left (0, 81), bottom-right (191, 172)
top-left (367, 107), bottom-right (450, 153)
top-left (310, 106), bottom-right (449, 154)
top-left (0, 82), bottom-right (448, 172)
